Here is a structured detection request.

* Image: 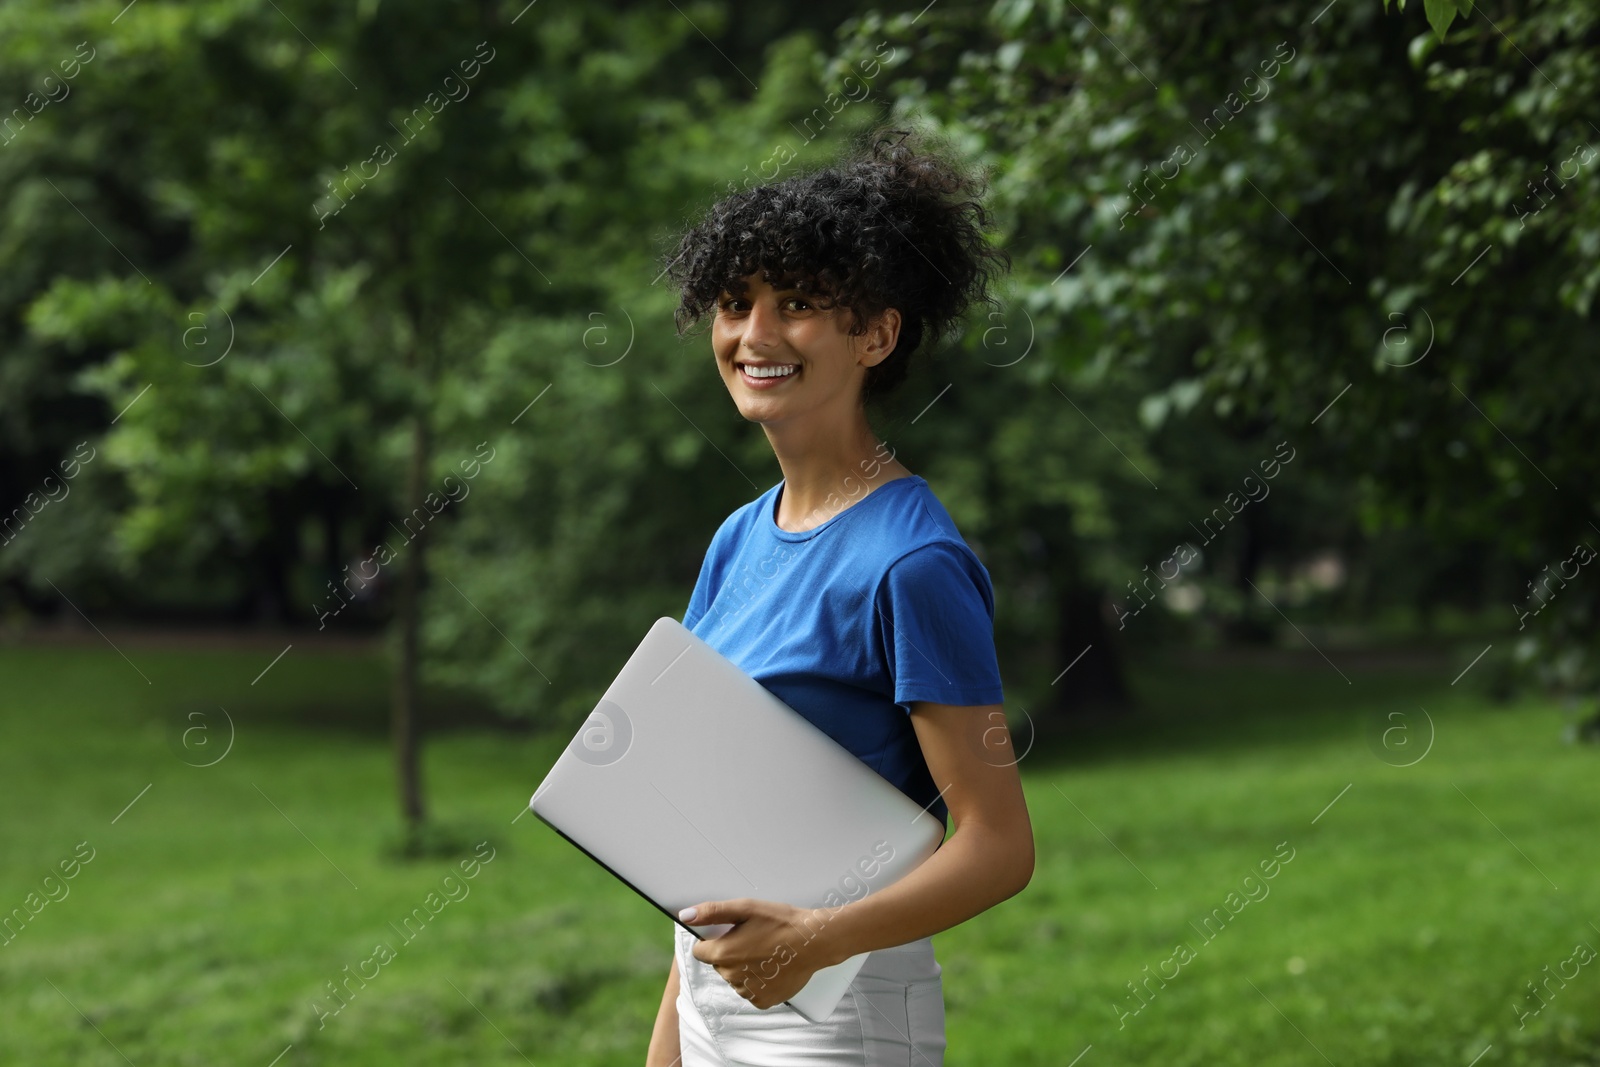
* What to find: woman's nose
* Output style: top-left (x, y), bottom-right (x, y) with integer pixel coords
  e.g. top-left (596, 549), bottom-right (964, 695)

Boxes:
top-left (741, 300), bottom-right (780, 351)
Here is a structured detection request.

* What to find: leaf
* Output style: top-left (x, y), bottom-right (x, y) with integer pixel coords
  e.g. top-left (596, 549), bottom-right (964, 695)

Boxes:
top-left (1455, 0), bottom-right (1474, 14)
top-left (1423, 0), bottom-right (1458, 39)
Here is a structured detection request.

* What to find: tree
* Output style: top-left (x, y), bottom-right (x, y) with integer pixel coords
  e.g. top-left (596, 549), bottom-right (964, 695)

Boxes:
top-left (841, 0), bottom-right (1599, 725)
top-left (8, 1), bottom-right (972, 844)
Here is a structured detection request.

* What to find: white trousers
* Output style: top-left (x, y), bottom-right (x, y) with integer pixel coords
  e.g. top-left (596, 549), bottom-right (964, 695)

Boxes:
top-left (674, 921), bottom-right (947, 1066)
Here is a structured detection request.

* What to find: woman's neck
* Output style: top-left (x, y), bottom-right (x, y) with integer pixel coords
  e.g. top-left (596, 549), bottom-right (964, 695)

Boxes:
top-left (762, 412), bottom-right (912, 533)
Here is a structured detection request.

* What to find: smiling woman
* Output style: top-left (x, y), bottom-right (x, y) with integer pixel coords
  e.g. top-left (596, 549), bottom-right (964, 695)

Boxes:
top-left (647, 130), bottom-right (1029, 1067)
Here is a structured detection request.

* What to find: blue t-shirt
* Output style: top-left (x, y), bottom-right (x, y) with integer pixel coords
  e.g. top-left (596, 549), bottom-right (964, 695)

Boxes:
top-left (682, 474), bottom-right (1005, 830)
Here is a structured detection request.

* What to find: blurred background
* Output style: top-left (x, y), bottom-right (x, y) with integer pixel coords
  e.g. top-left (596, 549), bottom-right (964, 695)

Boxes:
top-left (1, 0), bottom-right (1596, 1063)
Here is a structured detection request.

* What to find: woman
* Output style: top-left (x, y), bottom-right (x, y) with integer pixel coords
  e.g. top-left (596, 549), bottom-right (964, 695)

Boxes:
top-left (645, 129), bottom-right (1034, 1067)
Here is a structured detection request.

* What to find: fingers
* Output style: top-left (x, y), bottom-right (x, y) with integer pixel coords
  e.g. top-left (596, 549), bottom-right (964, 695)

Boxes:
top-left (680, 897), bottom-right (757, 924)
top-left (723, 971), bottom-right (765, 1007)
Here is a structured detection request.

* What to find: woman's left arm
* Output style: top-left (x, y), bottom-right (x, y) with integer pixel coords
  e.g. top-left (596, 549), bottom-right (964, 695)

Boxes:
top-left (680, 701), bottom-right (1034, 1004)
top-left (810, 700), bottom-right (1035, 967)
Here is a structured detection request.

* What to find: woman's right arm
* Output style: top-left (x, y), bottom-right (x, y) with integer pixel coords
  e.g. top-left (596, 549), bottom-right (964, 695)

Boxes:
top-left (644, 954), bottom-right (682, 1066)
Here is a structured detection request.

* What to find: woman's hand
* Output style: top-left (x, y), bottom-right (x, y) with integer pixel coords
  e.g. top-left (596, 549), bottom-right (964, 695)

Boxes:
top-left (679, 898), bottom-right (837, 1010)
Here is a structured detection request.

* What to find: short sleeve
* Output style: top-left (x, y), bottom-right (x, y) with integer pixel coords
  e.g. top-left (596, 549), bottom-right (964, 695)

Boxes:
top-left (683, 519), bottom-right (732, 630)
top-left (678, 534), bottom-right (723, 633)
top-left (683, 558), bottom-right (712, 630)
top-left (874, 541), bottom-right (1005, 714)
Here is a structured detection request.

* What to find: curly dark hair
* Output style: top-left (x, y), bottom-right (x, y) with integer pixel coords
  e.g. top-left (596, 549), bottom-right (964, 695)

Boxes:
top-left (662, 128), bottom-right (1011, 405)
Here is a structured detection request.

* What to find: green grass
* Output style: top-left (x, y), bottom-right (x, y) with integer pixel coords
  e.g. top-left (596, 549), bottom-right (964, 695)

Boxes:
top-left (0, 639), bottom-right (1596, 1065)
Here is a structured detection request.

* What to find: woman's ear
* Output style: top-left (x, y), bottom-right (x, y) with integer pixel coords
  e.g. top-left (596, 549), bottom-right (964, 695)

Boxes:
top-left (857, 307), bottom-right (902, 368)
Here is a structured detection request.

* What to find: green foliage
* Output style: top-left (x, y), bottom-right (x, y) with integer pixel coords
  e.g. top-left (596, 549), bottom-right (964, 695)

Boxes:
top-left (1383, 0), bottom-right (1475, 41)
top-left (2, 0), bottom-right (1594, 740)
top-left (841, 0), bottom-right (1600, 713)
top-left (1, 0), bottom-right (924, 731)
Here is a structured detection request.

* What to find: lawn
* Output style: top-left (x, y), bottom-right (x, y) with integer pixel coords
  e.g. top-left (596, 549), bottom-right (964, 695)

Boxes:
top-left (0, 638), bottom-right (1595, 1066)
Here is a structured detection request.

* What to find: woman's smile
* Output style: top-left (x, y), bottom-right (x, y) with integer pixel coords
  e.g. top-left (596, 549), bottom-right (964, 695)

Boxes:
top-left (736, 360), bottom-right (801, 389)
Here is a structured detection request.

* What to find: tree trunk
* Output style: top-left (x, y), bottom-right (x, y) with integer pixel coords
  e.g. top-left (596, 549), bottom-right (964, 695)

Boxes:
top-left (1226, 501), bottom-right (1275, 644)
top-left (251, 540), bottom-right (294, 625)
top-left (322, 491), bottom-right (342, 577)
top-left (1044, 582), bottom-right (1131, 725)
top-left (1016, 502), bottom-right (1133, 728)
top-left (392, 414), bottom-right (429, 836)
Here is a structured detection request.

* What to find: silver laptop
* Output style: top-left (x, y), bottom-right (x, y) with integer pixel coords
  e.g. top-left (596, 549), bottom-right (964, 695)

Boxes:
top-left (528, 616), bottom-right (946, 1023)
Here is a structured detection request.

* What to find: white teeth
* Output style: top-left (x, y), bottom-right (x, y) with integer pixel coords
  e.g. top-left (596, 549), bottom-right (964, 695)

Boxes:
top-left (743, 364), bottom-right (797, 378)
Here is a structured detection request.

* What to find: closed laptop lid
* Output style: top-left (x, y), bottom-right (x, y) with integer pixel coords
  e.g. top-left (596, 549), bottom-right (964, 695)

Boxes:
top-left (529, 616), bottom-right (945, 1021)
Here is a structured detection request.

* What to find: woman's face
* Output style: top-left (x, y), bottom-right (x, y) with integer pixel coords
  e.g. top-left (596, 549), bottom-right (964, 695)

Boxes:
top-left (710, 273), bottom-right (897, 428)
